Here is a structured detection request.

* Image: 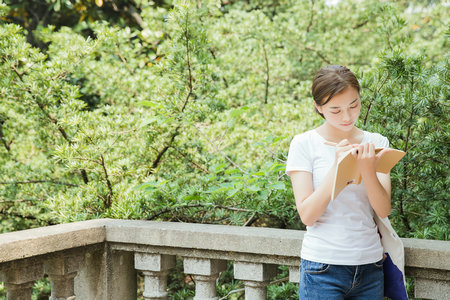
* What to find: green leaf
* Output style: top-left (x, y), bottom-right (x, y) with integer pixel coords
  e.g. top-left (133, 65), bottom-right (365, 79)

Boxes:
top-left (137, 101), bottom-right (156, 107)
top-left (269, 182), bottom-right (285, 190)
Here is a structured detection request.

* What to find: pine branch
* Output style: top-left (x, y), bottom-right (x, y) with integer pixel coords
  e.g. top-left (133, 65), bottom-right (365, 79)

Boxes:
top-left (306, 0), bottom-right (315, 33)
top-left (149, 11), bottom-right (195, 174)
top-left (262, 42), bottom-right (270, 104)
top-left (100, 154), bottom-right (113, 208)
top-left (149, 126), bottom-right (181, 175)
top-left (0, 180), bottom-right (78, 187)
top-left (147, 203), bottom-right (253, 221)
top-left (304, 46), bottom-right (331, 64)
top-left (194, 125), bottom-right (247, 174)
top-left (116, 44), bottom-right (135, 75)
top-left (173, 146), bottom-right (210, 174)
top-left (0, 198), bottom-right (41, 203)
top-left (9, 63), bottom-right (89, 184)
top-left (363, 73), bottom-right (390, 126)
top-left (0, 119), bottom-right (12, 151)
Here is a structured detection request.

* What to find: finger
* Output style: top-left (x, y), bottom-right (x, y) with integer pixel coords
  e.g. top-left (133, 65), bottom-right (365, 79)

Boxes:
top-left (364, 143), bottom-right (369, 157)
top-left (357, 144), bottom-right (363, 157)
top-left (340, 145), bottom-right (353, 152)
top-left (337, 139), bottom-right (350, 146)
top-left (369, 143), bottom-right (375, 157)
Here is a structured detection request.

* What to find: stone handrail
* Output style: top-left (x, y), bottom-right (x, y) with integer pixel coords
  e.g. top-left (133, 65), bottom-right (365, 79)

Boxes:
top-left (0, 219), bottom-right (449, 299)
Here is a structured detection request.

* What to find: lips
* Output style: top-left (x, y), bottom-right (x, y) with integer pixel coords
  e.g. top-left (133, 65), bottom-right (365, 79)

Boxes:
top-left (341, 123), bottom-right (353, 126)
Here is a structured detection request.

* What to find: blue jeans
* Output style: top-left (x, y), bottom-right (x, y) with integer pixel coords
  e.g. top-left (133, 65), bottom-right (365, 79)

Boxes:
top-left (299, 259), bottom-right (384, 300)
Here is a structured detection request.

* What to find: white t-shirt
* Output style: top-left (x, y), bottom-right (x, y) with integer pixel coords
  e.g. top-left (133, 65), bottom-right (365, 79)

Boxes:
top-left (286, 129), bottom-right (389, 265)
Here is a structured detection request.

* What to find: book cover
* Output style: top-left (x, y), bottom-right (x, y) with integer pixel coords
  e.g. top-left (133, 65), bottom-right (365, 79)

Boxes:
top-left (331, 148), bottom-right (406, 200)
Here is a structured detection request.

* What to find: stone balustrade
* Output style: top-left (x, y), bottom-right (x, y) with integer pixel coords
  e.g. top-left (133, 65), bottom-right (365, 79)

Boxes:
top-left (0, 219), bottom-right (449, 299)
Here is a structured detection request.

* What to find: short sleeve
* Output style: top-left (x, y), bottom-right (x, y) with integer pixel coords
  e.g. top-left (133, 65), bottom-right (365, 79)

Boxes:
top-left (285, 134), bottom-right (312, 176)
top-left (381, 136), bottom-right (389, 148)
top-left (367, 132), bottom-right (390, 148)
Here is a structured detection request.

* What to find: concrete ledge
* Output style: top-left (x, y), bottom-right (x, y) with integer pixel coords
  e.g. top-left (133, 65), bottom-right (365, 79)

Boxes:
top-left (0, 219), bottom-right (107, 263)
top-left (104, 219), bottom-right (304, 258)
top-left (403, 238), bottom-right (450, 270)
top-left (1, 218), bottom-right (449, 274)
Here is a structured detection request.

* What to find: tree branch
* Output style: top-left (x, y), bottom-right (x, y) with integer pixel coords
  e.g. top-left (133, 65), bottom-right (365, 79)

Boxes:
top-left (262, 42), bottom-right (270, 104)
top-left (147, 203), bottom-right (253, 221)
top-left (116, 45), bottom-right (135, 75)
top-left (0, 198), bottom-right (41, 203)
top-left (193, 125), bottom-right (246, 174)
top-left (0, 180), bottom-right (79, 187)
top-left (9, 64), bottom-right (89, 184)
top-left (172, 146), bottom-right (210, 174)
top-left (99, 154), bottom-right (113, 208)
top-left (306, 0), bottom-right (315, 33)
top-left (149, 126), bottom-right (181, 175)
top-left (363, 73), bottom-right (390, 126)
top-left (149, 11), bottom-right (195, 174)
top-left (180, 12), bottom-right (194, 113)
top-left (353, 20), bottom-right (369, 30)
top-left (0, 118), bottom-right (12, 151)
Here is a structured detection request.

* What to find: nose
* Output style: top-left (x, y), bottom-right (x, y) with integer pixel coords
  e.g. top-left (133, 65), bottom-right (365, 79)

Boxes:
top-left (342, 109), bottom-right (351, 122)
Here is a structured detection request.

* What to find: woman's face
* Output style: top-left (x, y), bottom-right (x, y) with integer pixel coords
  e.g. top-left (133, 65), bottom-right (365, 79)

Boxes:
top-left (315, 87), bottom-right (361, 132)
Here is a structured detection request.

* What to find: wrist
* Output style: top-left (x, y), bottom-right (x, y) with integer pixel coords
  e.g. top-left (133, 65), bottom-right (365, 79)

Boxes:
top-left (360, 165), bottom-right (376, 178)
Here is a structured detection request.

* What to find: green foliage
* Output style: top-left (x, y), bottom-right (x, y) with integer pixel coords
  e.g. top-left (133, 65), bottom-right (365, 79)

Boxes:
top-left (359, 50), bottom-right (449, 239)
top-left (0, 0), bottom-right (448, 298)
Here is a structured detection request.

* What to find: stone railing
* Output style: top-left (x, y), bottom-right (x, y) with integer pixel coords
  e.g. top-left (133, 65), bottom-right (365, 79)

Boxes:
top-left (0, 219), bottom-right (449, 300)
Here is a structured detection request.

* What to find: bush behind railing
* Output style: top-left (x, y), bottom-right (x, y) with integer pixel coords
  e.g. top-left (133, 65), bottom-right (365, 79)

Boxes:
top-left (0, 0), bottom-right (448, 297)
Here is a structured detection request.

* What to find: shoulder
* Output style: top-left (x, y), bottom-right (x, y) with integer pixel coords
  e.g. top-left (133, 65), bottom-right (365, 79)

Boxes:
top-left (364, 131), bottom-right (389, 147)
top-left (288, 130), bottom-right (319, 157)
top-left (290, 129), bottom-right (317, 144)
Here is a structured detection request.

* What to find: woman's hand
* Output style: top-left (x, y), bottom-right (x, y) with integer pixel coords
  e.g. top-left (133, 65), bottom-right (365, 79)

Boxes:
top-left (335, 139), bottom-right (358, 161)
top-left (352, 142), bottom-right (392, 218)
top-left (352, 143), bottom-right (391, 174)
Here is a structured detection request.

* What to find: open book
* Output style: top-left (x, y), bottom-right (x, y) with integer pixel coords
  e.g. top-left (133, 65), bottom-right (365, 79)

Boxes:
top-left (331, 148), bottom-right (406, 200)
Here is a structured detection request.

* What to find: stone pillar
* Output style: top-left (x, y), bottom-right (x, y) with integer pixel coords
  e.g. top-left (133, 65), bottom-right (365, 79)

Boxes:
top-left (75, 246), bottom-right (137, 300)
top-left (135, 253), bottom-right (176, 300)
top-left (183, 258), bottom-right (227, 300)
top-left (408, 267), bottom-right (450, 299)
top-left (0, 261), bottom-right (43, 300)
top-left (44, 255), bottom-right (84, 300)
top-left (288, 265), bottom-right (300, 283)
top-left (4, 282), bottom-right (35, 300)
top-left (234, 261), bottom-right (277, 300)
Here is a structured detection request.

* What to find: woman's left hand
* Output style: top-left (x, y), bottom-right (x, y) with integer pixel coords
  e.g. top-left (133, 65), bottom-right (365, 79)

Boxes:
top-left (352, 142), bottom-right (377, 174)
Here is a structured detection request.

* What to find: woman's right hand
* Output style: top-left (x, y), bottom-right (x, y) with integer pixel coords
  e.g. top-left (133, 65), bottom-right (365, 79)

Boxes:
top-left (335, 139), bottom-right (358, 161)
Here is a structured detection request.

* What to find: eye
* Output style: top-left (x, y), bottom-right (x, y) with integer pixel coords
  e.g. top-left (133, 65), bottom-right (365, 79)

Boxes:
top-left (350, 105), bottom-right (358, 109)
top-left (331, 110), bottom-right (340, 114)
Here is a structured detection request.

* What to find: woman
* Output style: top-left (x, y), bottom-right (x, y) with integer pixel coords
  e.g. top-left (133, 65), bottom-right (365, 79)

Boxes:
top-left (286, 65), bottom-right (390, 299)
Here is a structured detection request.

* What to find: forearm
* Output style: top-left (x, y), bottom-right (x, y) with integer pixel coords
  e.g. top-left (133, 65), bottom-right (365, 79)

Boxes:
top-left (296, 164), bottom-right (336, 226)
top-left (361, 170), bottom-right (391, 218)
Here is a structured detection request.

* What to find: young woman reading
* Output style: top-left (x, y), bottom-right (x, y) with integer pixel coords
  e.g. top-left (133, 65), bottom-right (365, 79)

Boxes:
top-left (286, 65), bottom-right (391, 299)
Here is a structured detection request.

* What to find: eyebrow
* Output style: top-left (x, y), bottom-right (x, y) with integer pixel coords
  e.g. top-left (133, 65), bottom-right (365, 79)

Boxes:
top-left (329, 98), bottom-right (359, 109)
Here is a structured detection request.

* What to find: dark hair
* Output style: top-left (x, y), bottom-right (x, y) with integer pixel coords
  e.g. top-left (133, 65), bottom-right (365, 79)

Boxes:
top-left (311, 65), bottom-right (360, 118)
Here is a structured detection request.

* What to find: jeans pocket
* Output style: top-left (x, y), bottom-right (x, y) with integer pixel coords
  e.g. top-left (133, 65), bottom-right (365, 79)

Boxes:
top-left (303, 260), bottom-right (330, 274)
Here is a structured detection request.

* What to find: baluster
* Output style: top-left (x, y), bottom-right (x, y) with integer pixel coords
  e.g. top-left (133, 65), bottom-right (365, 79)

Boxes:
top-left (135, 253), bottom-right (175, 300)
top-left (0, 261), bottom-right (43, 300)
top-left (44, 255), bottom-right (84, 300)
top-left (288, 265), bottom-right (300, 284)
top-left (183, 258), bottom-right (226, 300)
top-left (234, 261), bottom-right (277, 300)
